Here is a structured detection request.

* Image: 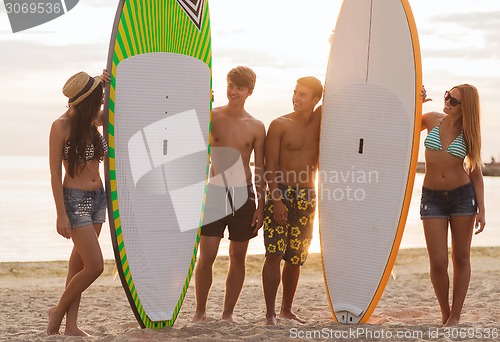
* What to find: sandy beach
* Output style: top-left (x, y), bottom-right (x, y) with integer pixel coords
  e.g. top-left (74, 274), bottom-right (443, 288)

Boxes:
top-left (1, 247), bottom-right (499, 341)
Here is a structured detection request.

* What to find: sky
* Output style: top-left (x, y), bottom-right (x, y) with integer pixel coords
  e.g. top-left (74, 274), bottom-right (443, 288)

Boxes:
top-left (0, 0), bottom-right (499, 161)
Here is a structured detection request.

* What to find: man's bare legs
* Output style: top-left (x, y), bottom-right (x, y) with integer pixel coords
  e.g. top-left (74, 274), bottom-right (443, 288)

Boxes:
top-left (222, 240), bottom-right (250, 322)
top-left (262, 254), bottom-right (282, 325)
top-left (193, 236), bottom-right (221, 322)
top-left (262, 254), bottom-right (306, 325)
top-left (280, 261), bottom-right (305, 323)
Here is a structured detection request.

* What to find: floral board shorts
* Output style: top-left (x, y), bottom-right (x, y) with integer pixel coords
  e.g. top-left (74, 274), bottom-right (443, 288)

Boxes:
top-left (263, 183), bottom-right (316, 266)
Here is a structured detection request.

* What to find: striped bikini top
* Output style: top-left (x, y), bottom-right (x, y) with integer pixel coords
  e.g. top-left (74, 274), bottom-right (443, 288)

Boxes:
top-left (424, 118), bottom-right (467, 159)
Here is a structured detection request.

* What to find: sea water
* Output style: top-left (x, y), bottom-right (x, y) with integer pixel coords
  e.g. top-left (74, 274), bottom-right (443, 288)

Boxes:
top-left (1, 155), bottom-right (499, 262)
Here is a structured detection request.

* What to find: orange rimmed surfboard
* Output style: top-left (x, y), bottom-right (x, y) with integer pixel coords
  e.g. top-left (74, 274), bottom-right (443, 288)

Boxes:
top-left (319, 0), bottom-right (422, 324)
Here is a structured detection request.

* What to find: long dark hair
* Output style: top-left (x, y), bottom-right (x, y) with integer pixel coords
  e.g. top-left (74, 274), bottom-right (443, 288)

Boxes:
top-left (66, 83), bottom-right (104, 177)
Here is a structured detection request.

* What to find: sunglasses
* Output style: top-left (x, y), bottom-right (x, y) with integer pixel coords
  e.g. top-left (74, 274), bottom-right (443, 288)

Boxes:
top-left (444, 90), bottom-right (461, 107)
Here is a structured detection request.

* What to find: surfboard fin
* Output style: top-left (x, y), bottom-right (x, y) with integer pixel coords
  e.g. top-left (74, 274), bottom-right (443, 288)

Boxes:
top-left (112, 265), bottom-right (118, 280)
top-left (334, 304), bottom-right (364, 324)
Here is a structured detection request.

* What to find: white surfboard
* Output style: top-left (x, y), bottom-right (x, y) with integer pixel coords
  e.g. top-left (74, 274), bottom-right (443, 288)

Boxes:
top-left (319, 0), bottom-right (422, 324)
top-left (104, 0), bottom-right (212, 328)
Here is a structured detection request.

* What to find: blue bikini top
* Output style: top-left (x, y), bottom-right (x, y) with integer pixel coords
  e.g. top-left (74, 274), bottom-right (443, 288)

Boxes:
top-left (424, 118), bottom-right (467, 160)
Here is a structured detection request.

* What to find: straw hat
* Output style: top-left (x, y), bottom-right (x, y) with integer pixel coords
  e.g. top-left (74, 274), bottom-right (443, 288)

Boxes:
top-left (63, 71), bottom-right (102, 107)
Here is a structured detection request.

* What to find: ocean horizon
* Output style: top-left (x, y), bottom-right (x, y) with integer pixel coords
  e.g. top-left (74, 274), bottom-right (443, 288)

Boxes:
top-left (1, 155), bottom-right (499, 262)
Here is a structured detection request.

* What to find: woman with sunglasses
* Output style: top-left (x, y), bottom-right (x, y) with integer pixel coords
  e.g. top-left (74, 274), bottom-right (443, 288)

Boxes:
top-left (420, 85), bottom-right (485, 327)
top-left (47, 70), bottom-right (110, 335)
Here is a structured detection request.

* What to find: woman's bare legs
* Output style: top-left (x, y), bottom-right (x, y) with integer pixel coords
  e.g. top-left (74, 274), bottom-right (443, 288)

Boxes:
top-left (446, 215), bottom-right (475, 327)
top-left (63, 224), bottom-right (103, 336)
top-left (423, 218), bottom-right (451, 325)
top-left (47, 224), bottom-right (103, 335)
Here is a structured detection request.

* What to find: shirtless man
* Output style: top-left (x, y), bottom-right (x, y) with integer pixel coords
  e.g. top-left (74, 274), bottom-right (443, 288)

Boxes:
top-left (192, 66), bottom-right (266, 322)
top-left (262, 76), bottom-right (323, 325)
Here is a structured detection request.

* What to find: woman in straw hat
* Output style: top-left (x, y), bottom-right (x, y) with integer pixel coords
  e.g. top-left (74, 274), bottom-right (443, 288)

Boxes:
top-left (47, 70), bottom-right (110, 336)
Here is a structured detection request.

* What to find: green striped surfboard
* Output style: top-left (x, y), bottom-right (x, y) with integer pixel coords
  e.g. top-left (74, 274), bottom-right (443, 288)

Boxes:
top-left (104, 0), bottom-right (211, 329)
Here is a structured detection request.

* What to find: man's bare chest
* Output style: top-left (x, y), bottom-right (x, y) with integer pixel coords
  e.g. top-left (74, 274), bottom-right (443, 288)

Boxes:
top-left (212, 125), bottom-right (254, 151)
top-left (282, 127), bottom-right (319, 151)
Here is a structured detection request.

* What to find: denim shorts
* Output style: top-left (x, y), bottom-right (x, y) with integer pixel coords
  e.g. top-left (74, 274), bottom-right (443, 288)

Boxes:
top-left (63, 187), bottom-right (107, 228)
top-left (420, 183), bottom-right (477, 219)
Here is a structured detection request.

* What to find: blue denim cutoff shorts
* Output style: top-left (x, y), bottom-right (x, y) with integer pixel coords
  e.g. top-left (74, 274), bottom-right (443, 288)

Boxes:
top-left (63, 187), bottom-right (107, 228)
top-left (420, 182), bottom-right (477, 219)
